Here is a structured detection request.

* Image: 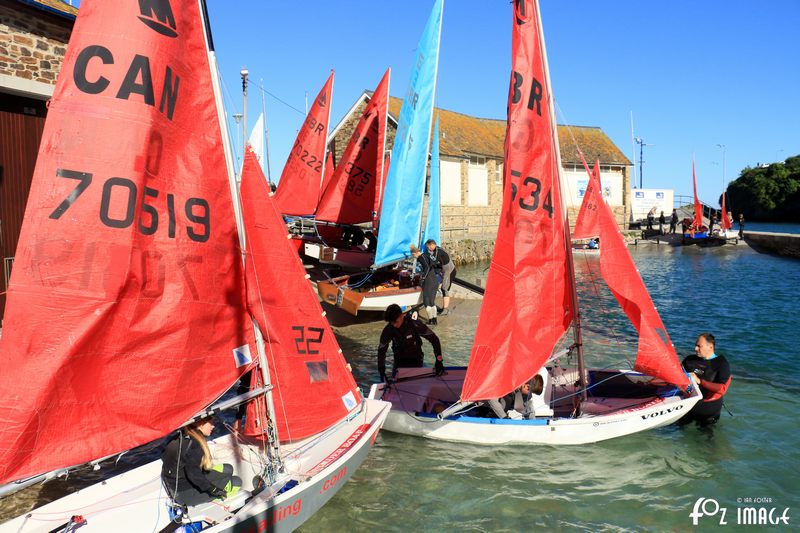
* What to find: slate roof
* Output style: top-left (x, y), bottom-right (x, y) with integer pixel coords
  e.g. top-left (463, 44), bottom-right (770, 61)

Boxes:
top-left (385, 95), bottom-right (630, 166)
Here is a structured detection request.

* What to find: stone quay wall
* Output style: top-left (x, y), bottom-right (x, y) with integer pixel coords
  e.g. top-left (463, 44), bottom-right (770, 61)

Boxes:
top-left (745, 232), bottom-right (800, 260)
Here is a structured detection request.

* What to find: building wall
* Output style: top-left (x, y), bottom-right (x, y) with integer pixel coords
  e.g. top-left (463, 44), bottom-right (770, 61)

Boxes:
top-left (0, 1), bottom-right (74, 319)
top-left (328, 94), bottom-right (634, 262)
top-left (0, 1), bottom-right (73, 97)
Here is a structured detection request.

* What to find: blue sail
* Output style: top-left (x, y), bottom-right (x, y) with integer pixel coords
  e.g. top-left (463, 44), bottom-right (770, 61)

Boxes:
top-left (373, 0), bottom-right (443, 268)
top-left (421, 116), bottom-right (441, 246)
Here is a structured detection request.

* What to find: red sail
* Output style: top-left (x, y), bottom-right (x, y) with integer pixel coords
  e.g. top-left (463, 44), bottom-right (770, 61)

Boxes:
top-left (721, 192), bottom-right (732, 230)
top-left (461, 1), bottom-right (572, 402)
top-left (692, 160), bottom-right (703, 229)
top-left (0, 1), bottom-right (255, 483)
top-left (240, 149), bottom-right (361, 442)
top-left (273, 72), bottom-right (334, 216)
top-left (574, 161), bottom-right (689, 388)
top-left (316, 68), bottom-right (390, 226)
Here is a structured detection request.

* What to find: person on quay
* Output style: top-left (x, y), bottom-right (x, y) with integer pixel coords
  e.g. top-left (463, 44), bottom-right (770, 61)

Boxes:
top-left (669, 209), bottom-right (678, 234)
top-left (377, 303), bottom-right (444, 383)
top-left (161, 416), bottom-right (242, 506)
top-left (681, 332), bottom-right (731, 427)
top-left (658, 211), bottom-right (666, 235)
top-left (738, 213), bottom-right (745, 238)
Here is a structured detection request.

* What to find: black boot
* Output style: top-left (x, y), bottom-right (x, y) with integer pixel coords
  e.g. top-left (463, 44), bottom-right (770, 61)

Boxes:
top-left (428, 317), bottom-right (437, 325)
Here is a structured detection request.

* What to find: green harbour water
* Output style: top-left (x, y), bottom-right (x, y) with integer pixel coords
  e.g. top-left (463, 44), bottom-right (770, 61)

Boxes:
top-left (299, 240), bottom-right (800, 532)
top-left (2, 237), bottom-right (798, 531)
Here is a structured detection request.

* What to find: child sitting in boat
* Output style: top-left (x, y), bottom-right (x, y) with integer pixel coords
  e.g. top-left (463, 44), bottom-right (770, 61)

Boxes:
top-left (161, 416), bottom-right (242, 506)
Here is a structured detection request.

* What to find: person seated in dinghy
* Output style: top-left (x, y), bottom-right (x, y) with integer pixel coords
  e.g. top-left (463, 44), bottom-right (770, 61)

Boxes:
top-left (161, 416), bottom-right (242, 506)
top-left (483, 369), bottom-right (553, 419)
top-left (377, 303), bottom-right (444, 383)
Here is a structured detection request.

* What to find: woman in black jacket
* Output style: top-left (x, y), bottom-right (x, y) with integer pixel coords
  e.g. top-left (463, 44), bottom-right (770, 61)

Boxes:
top-left (161, 416), bottom-right (241, 506)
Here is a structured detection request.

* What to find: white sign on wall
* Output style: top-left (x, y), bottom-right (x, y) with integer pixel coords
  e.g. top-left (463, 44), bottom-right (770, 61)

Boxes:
top-left (630, 189), bottom-right (674, 221)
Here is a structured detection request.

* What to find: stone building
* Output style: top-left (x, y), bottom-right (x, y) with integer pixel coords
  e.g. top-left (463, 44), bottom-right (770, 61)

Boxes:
top-left (329, 92), bottom-right (632, 262)
top-left (0, 0), bottom-right (76, 317)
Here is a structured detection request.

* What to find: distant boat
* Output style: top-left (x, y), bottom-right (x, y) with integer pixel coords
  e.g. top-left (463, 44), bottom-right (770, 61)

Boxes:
top-left (0, 2), bottom-right (388, 530)
top-left (317, 0), bottom-right (443, 315)
top-left (368, 0), bottom-right (700, 445)
top-left (681, 159), bottom-right (710, 244)
top-left (707, 190), bottom-right (739, 245)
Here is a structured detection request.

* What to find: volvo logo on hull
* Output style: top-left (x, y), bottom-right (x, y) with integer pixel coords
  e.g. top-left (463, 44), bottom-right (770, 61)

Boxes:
top-left (641, 404), bottom-right (684, 420)
top-left (138, 0), bottom-right (178, 38)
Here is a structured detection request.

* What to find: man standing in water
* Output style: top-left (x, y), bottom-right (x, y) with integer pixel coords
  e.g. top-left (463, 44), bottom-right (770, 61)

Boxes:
top-left (377, 304), bottom-right (444, 383)
top-left (681, 332), bottom-right (731, 427)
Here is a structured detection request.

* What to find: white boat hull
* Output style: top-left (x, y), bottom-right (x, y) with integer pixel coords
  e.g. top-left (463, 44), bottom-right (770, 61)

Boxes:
top-left (1, 399), bottom-right (390, 532)
top-left (368, 367), bottom-right (701, 445)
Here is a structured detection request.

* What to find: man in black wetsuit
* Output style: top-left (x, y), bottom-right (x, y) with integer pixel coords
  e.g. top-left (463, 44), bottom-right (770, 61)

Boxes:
top-left (377, 303), bottom-right (444, 382)
top-left (681, 332), bottom-right (731, 426)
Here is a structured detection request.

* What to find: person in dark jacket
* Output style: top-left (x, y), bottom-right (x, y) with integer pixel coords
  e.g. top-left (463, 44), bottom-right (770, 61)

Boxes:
top-left (377, 304), bottom-right (444, 382)
top-left (411, 246), bottom-right (441, 325)
top-left (681, 332), bottom-right (732, 427)
top-left (669, 209), bottom-right (678, 234)
top-left (161, 417), bottom-right (241, 506)
top-left (424, 239), bottom-right (456, 317)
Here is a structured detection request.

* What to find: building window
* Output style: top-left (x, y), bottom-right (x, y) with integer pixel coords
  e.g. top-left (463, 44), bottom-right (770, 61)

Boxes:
top-left (468, 154), bottom-right (486, 167)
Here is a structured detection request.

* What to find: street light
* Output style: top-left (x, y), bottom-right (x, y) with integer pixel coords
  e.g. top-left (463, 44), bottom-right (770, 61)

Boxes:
top-left (634, 137), bottom-right (653, 189)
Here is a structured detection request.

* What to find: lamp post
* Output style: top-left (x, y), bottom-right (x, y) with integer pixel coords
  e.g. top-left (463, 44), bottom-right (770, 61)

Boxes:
top-left (634, 137), bottom-right (652, 189)
top-left (716, 144), bottom-right (726, 196)
top-left (241, 68), bottom-right (249, 152)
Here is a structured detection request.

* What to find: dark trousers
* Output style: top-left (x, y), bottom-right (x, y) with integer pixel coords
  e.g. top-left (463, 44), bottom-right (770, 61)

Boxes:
top-left (175, 464), bottom-right (241, 506)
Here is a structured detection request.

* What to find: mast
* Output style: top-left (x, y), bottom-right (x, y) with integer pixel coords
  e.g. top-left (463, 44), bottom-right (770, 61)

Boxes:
top-left (535, 0), bottom-right (586, 403)
top-left (260, 79), bottom-right (273, 185)
top-left (375, 69), bottom-right (391, 231)
top-left (319, 70), bottom-right (335, 200)
top-left (200, 0), bottom-right (283, 472)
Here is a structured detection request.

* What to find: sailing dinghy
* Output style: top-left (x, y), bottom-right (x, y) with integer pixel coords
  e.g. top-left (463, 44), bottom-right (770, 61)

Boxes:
top-left (368, 0), bottom-right (700, 445)
top-left (300, 68), bottom-right (391, 268)
top-left (317, 0), bottom-right (443, 315)
top-left (707, 190), bottom-right (738, 245)
top-left (0, 2), bottom-right (388, 531)
top-left (681, 159), bottom-right (711, 244)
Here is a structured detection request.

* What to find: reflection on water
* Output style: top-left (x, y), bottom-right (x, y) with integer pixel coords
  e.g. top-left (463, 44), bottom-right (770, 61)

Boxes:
top-left (4, 243), bottom-right (800, 530)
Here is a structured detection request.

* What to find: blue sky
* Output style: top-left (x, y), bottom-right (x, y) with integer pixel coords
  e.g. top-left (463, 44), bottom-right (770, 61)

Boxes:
top-left (75, 1), bottom-right (800, 207)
